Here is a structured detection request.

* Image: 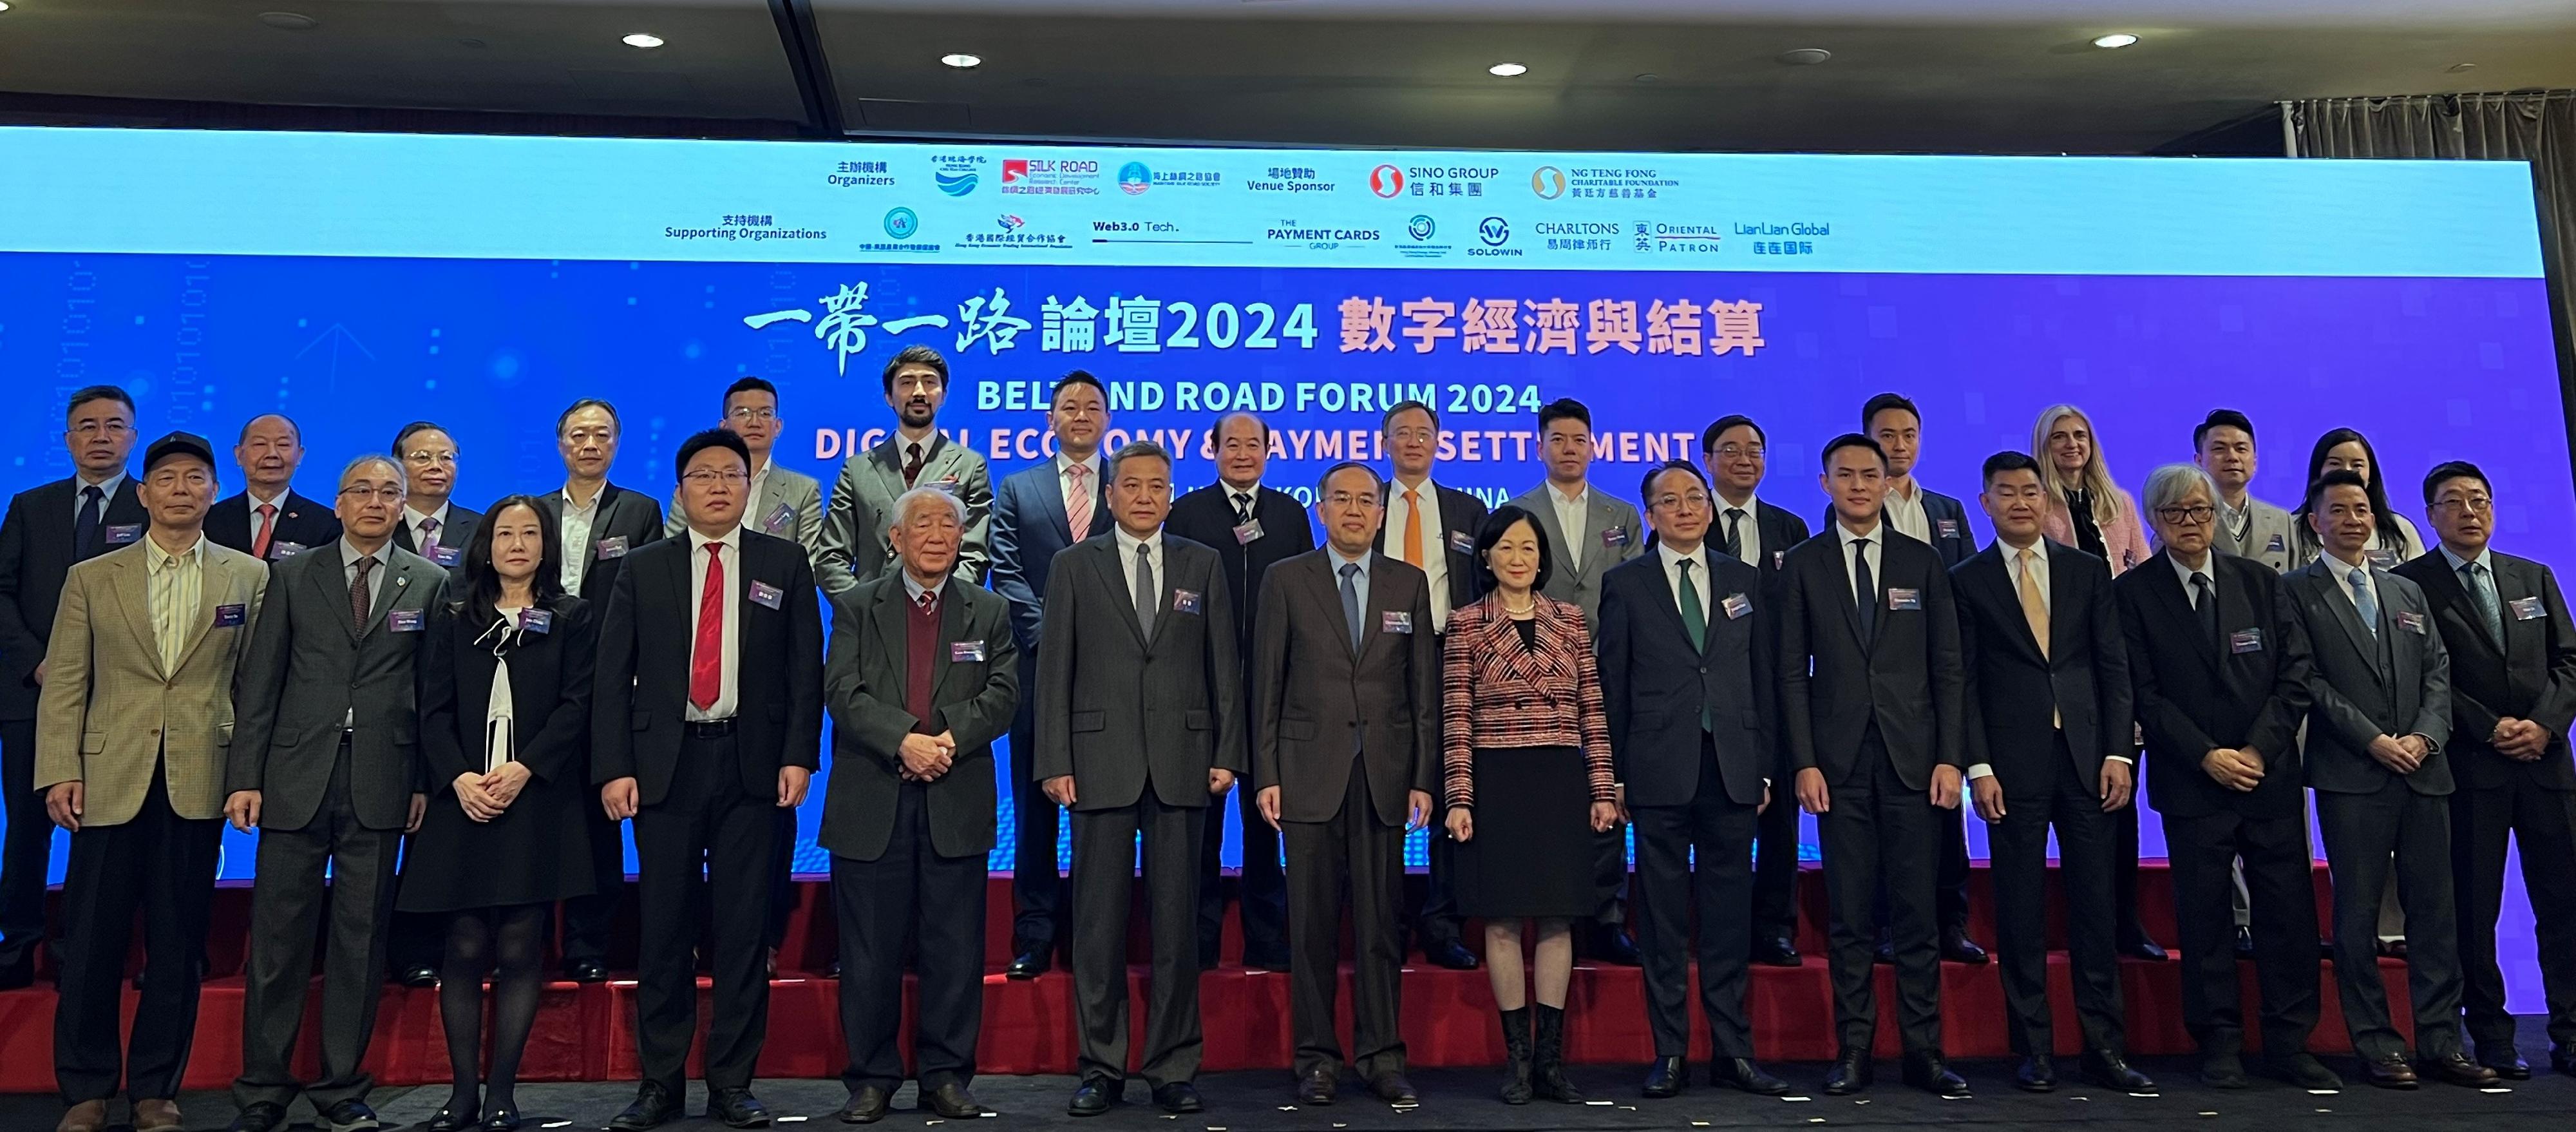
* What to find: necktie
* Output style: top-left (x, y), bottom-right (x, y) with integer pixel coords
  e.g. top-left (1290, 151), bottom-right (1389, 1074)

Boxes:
top-left (1401, 488), bottom-right (1425, 568)
top-left (419, 516), bottom-right (440, 558)
top-left (1853, 537), bottom-right (1876, 640)
top-left (2192, 571), bottom-right (2219, 651)
top-left (2349, 566), bottom-right (2379, 640)
top-left (2017, 548), bottom-right (2050, 658)
top-left (1340, 562), bottom-right (1364, 652)
top-left (252, 503), bottom-right (277, 561)
top-left (1233, 492), bottom-right (1255, 526)
top-left (1722, 508), bottom-right (1745, 562)
top-left (902, 441), bottom-right (927, 488)
top-left (1133, 542), bottom-right (1158, 637)
top-left (2465, 561), bottom-right (2506, 647)
top-left (73, 485), bottom-right (104, 561)
top-left (917, 588), bottom-right (938, 614)
top-left (1065, 464), bottom-right (1094, 542)
top-left (350, 555), bottom-right (375, 630)
top-left (1676, 557), bottom-right (1706, 653)
top-left (691, 542), bottom-right (724, 711)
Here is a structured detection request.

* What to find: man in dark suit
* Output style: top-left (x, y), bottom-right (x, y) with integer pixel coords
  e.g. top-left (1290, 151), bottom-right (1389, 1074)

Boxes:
top-left (819, 345), bottom-right (993, 587)
top-left (2116, 463), bottom-right (2334, 1091)
top-left (820, 486), bottom-right (1019, 1124)
top-left (0, 385), bottom-right (145, 991)
top-left (1953, 452), bottom-right (2152, 1093)
top-left (1251, 461), bottom-right (1432, 1108)
top-left (2398, 461), bottom-right (2576, 1077)
top-left (538, 398), bottom-right (667, 984)
top-left (223, 454), bottom-right (444, 1132)
top-left (205, 414), bottom-right (341, 562)
top-left (1375, 399), bottom-right (1485, 971)
top-left (592, 428), bottom-right (824, 1130)
top-left (1168, 410), bottom-right (1312, 972)
top-left (1827, 394), bottom-right (1984, 966)
top-left (989, 370), bottom-right (1113, 978)
top-left (384, 419), bottom-right (481, 987)
top-left (2284, 470), bottom-right (2490, 1089)
top-left (1701, 415), bottom-right (1812, 968)
top-left (1600, 459), bottom-right (1791, 1100)
top-left (1778, 434), bottom-right (1969, 1097)
top-left (1034, 440), bottom-right (1243, 1118)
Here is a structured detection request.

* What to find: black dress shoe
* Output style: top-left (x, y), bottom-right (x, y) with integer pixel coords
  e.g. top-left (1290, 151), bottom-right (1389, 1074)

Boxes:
top-left (479, 1106), bottom-right (520, 1132)
top-left (1243, 945), bottom-right (1291, 972)
top-left (922, 1082), bottom-right (983, 1118)
top-left (1642, 1055), bottom-right (1685, 1098)
top-left (2234, 926), bottom-right (2257, 958)
top-left (426, 1103), bottom-right (478, 1131)
top-left (2360, 1053), bottom-right (2420, 1089)
top-left (322, 1098), bottom-right (382, 1131)
top-left (2266, 1051), bottom-right (2344, 1091)
top-left (398, 963), bottom-right (440, 988)
top-left (1298, 1068), bottom-right (1337, 1106)
top-left (1067, 1078), bottom-right (1117, 1117)
top-left (1751, 934), bottom-right (1801, 967)
top-left (2478, 1050), bottom-right (2532, 1080)
top-left (226, 1103), bottom-right (289, 1132)
top-left (706, 1087), bottom-right (772, 1128)
top-left (2083, 1050), bottom-right (2154, 1091)
top-left (835, 1086), bottom-right (889, 1124)
top-left (609, 1082), bottom-right (676, 1131)
top-left (1590, 926), bottom-right (1642, 966)
top-left (2200, 1051), bottom-right (2249, 1089)
top-left (1902, 1053), bottom-right (1970, 1097)
top-left (1368, 1072), bottom-right (1418, 1104)
top-left (565, 959), bottom-right (610, 984)
top-left (1152, 1082), bottom-right (1204, 1114)
top-left (2117, 930), bottom-right (2169, 962)
top-left (1823, 1048), bottom-right (1872, 1095)
top-left (825, 960), bottom-right (840, 979)
top-left (1940, 929), bottom-right (1989, 965)
top-left (1713, 1058), bottom-right (1790, 1096)
top-left (1007, 949), bottom-right (1052, 980)
top-left (1422, 938), bottom-right (1480, 970)
top-left (2377, 937), bottom-right (2410, 959)
top-left (2014, 1054), bottom-right (2058, 1092)
top-left (2553, 1044), bottom-right (2575, 1075)
top-left (2423, 1052), bottom-right (2501, 1088)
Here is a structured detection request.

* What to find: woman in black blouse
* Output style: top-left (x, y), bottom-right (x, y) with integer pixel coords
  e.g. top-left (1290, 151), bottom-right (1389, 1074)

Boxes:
top-left (398, 495), bottom-right (598, 1131)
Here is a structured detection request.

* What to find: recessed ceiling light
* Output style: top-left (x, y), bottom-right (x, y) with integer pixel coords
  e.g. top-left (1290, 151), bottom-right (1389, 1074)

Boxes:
top-left (1633, 73), bottom-right (1660, 83)
top-left (2448, 62), bottom-right (2479, 73)
top-left (1489, 62), bottom-right (1528, 77)
top-left (942, 53), bottom-right (982, 69)
top-left (1777, 47), bottom-right (1833, 66)
top-left (0, 4), bottom-right (14, 14)
top-left (258, 12), bottom-right (319, 30)
top-left (2091, 32), bottom-right (2140, 49)
top-left (621, 32), bottom-right (664, 50)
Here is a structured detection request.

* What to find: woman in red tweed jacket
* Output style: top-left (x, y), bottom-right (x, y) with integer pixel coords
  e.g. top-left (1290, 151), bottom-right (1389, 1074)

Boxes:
top-left (1440, 504), bottom-right (1618, 1106)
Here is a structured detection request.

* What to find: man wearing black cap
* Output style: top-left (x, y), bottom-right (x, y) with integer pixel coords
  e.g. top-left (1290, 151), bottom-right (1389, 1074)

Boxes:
top-left (38, 432), bottom-right (266, 1132)
top-left (0, 385), bottom-right (147, 992)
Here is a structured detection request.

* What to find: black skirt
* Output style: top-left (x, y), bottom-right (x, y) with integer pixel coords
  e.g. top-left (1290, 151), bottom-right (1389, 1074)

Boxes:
top-left (395, 766), bottom-right (598, 914)
top-left (1452, 745), bottom-right (1607, 919)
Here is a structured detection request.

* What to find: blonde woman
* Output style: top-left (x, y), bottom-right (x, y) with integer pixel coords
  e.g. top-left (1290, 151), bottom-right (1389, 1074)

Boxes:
top-left (2032, 404), bottom-right (2151, 575)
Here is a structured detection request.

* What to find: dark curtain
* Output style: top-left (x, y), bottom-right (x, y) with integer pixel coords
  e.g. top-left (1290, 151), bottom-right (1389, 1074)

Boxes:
top-left (2285, 92), bottom-right (2576, 470)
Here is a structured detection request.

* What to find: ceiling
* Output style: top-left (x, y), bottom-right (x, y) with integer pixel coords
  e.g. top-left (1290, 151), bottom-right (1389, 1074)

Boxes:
top-left (1, 0), bottom-right (2573, 152)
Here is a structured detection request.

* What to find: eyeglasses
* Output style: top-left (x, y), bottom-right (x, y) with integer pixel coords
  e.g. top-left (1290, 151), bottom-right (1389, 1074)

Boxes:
top-left (339, 486), bottom-right (404, 503)
top-left (683, 470), bottom-right (750, 486)
top-left (70, 421), bottom-right (133, 438)
top-left (402, 450), bottom-right (457, 466)
top-left (1711, 443), bottom-right (1765, 460)
top-left (1651, 492), bottom-right (1712, 512)
top-left (1387, 427), bottom-right (1435, 443)
top-left (2433, 495), bottom-right (2494, 514)
top-left (2154, 505), bottom-right (2216, 524)
top-left (726, 407), bottom-right (777, 423)
top-left (1323, 492), bottom-right (1381, 510)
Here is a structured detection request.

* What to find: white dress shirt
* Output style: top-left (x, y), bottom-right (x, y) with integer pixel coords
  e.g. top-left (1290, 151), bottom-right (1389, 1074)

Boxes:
top-left (1884, 480), bottom-right (1931, 544)
top-left (1657, 540), bottom-right (1712, 614)
top-left (404, 501), bottom-right (453, 550)
top-left (685, 526), bottom-right (744, 722)
top-left (2171, 550), bottom-right (2219, 606)
top-left (1715, 492), bottom-right (1763, 570)
top-left (1112, 524), bottom-right (1167, 618)
top-left (558, 483), bottom-right (602, 593)
top-left (1834, 519), bottom-right (1884, 608)
top-left (1549, 482), bottom-right (1589, 571)
top-left (1224, 481), bottom-right (1263, 520)
top-left (1388, 476), bottom-right (1454, 633)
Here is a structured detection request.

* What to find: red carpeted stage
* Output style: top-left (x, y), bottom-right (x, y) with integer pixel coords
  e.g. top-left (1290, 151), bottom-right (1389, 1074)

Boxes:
top-left (0, 860), bottom-right (2413, 1093)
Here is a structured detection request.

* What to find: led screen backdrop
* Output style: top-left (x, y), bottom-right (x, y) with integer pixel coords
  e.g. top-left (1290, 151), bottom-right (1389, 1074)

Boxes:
top-left (0, 130), bottom-right (2557, 925)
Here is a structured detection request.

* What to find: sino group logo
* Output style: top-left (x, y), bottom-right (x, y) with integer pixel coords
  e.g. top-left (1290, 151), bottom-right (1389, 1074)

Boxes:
top-left (1369, 164), bottom-right (1406, 198)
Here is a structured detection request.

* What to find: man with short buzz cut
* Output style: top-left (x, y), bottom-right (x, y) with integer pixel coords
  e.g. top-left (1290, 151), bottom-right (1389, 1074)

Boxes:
top-left (2396, 461), bottom-right (2576, 1079)
top-left (2282, 470), bottom-right (2488, 1089)
top-left (821, 345), bottom-right (992, 587)
top-left (2195, 408), bottom-right (2295, 573)
top-left (225, 454), bottom-right (444, 1132)
top-left (207, 414), bottom-right (341, 562)
top-left (1167, 410), bottom-right (1311, 972)
top-left (0, 384), bottom-right (149, 992)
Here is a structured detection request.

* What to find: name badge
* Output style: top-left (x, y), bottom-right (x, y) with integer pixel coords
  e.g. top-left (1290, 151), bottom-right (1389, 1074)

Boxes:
top-left (2265, 533), bottom-right (2287, 553)
top-left (934, 475), bottom-right (961, 495)
top-left (1886, 587), bottom-right (1921, 611)
top-left (762, 503), bottom-right (796, 534)
top-left (951, 640), bottom-right (987, 662)
top-left (2365, 548), bottom-right (2400, 570)
top-left (1937, 518), bottom-right (1962, 539)
top-left (104, 524), bottom-right (142, 546)
top-left (269, 541), bottom-right (307, 561)
top-left (1602, 525), bottom-right (1630, 548)
top-left (1233, 519), bottom-right (1265, 545)
top-left (2512, 596), bottom-right (2547, 621)
top-left (1171, 588), bottom-right (1203, 615)
top-left (593, 535), bottom-right (630, 561)
top-left (429, 544), bottom-right (462, 568)
top-left (1382, 611), bottom-right (1414, 635)
top-left (386, 608), bottom-right (425, 633)
top-left (1773, 550), bottom-right (1785, 570)
top-left (2230, 628), bottom-right (2264, 654)
top-left (518, 609), bottom-right (553, 635)
top-left (2395, 609), bottom-right (2429, 635)
top-left (212, 602), bottom-right (247, 628)
top-left (748, 580), bottom-right (784, 609)
top-left (1449, 530), bottom-right (1475, 555)
top-left (1722, 593), bottom-right (1752, 620)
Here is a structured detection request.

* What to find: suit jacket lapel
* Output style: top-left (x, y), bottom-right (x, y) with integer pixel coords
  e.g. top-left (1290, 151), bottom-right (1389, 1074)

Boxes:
top-left (308, 546), bottom-right (362, 640)
top-left (108, 555), bottom-right (166, 680)
top-left (1302, 555), bottom-right (1359, 662)
top-left (1978, 548), bottom-right (2044, 664)
top-left (1584, 497), bottom-right (1620, 574)
top-left (361, 557), bottom-right (417, 640)
top-left (1643, 553), bottom-right (1698, 653)
top-left (871, 578), bottom-right (911, 695)
top-left (2304, 564), bottom-right (2386, 682)
top-left (1822, 537), bottom-right (1868, 649)
top-left (1526, 494), bottom-right (1573, 575)
top-left (931, 579), bottom-right (963, 698)
top-left (1094, 538), bottom-right (1151, 651)
top-left (170, 556), bottom-right (244, 676)
top-left (2420, 554), bottom-right (2500, 661)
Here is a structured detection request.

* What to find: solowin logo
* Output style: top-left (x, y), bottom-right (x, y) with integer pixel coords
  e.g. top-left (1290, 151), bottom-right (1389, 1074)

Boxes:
top-left (1406, 215), bottom-right (1436, 242)
top-left (1117, 161), bottom-right (1152, 196)
top-left (1478, 216), bottom-right (1510, 247)
top-left (883, 207), bottom-right (920, 239)
top-left (934, 169), bottom-right (978, 197)
top-left (1369, 164), bottom-right (1406, 198)
top-left (1531, 166), bottom-right (1567, 200)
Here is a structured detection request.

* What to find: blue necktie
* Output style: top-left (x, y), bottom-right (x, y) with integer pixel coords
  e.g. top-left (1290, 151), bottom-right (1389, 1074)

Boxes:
top-left (1340, 562), bottom-right (1363, 652)
top-left (2349, 566), bottom-right (2378, 639)
top-left (73, 485), bottom-right (104, 561)
top-left (2465, 561), bottom-right (2505, 647)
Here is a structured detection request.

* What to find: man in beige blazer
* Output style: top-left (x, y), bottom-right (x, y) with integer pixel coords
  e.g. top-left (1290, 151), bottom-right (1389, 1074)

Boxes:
top-left (35, 432), bottom-right (266, 1132)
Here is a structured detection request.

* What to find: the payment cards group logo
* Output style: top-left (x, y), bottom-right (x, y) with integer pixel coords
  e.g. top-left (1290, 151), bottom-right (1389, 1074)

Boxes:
top-left (1531, 166), bottom-right (1568, 200)
top-left (1369, 164), bottom-right (1406, 198)
top-left (1118, 161), bottom-right (1153, 196)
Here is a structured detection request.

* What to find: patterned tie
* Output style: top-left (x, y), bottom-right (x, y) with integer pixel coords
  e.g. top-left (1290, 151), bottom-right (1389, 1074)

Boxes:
top-left (916, 588), bottom-right (939, 615)
top-left (692, 542), bottom-right (724, 711)
top-left (1853, 537), bottom-right (1877, 640)
top-left (1133, 542), bottom-right (1158, 637)
top-left (2465, 561), bottom-right (2506, 648)
top-left (1401, 488), bottom-right (1426, 569)
top-left (252, 503), bottom-right (277, 561)
top-left (1065, 463), bottom-right (1094, 542)
top-left (2017, 548), bottom-right (2050, 658)
top-left (1233, 492), bottom-right (1255, 527)
top-left (350, 555), bottom-right (375, 630)
top-left (2349, 566), bottom-right (2380, 640)
top-left (902, 441), bottom-right (927, 488)
top-left (1340, 562), bottom-right (1364, 652)
top-left (419, 516), bottom-right (441, 559)
top-left (1721, 508), bottom-right (1745, 562)
top-left (73, 485), bottom-right (104, 561)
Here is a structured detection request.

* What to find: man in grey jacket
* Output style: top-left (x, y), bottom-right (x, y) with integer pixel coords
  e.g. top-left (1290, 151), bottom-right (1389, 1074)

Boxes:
top-left (819, 346), bottom-right (991, 587)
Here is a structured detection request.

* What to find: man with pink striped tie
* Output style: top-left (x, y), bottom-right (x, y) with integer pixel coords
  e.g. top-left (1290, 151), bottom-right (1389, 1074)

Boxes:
top-left (990, 370), bottom-right (1113, 979)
